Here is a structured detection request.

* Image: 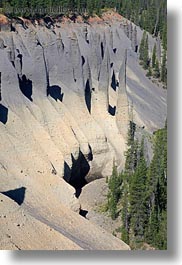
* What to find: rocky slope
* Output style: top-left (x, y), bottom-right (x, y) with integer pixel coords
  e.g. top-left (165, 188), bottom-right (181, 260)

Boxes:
top-left (0, 12), bottom-right (166, 250)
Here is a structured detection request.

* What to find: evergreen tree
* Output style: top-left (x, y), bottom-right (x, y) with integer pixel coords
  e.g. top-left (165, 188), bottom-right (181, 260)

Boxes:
top-left (161, 50), bottom-right (167, 85)
top-left (132, 26), bottom-right (138, 52)
top-left (145, 124), bottom-right (167, 249)
top-left (146, 66), bottom-right (152, 77)
top-left (121, 174), bottom-right (130, 244)
top-left (106, 122), bottom-right (167, 250)
top-left (139, 31), bottom-right (146, 62)
top-left (162, 22), bottom-right (167, 51)
top-left (152, 43), bottom-right (157, 69)
top-left (107, 161), bottom-right (122, 220)
top-left (143, 33), bottom-right (149, 69)
top-left (153, 58), bottom-right (160, 78)
top-left (139, 31), bottom-right (149, 70)
top-left (87, 0), bottom-right (93, 16)
top-left (129, 139), bottom-right (148, 246)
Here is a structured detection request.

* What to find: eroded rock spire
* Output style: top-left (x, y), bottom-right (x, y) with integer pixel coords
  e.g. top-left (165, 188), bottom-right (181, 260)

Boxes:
top-left (116, 49), bottom-right (129, 139)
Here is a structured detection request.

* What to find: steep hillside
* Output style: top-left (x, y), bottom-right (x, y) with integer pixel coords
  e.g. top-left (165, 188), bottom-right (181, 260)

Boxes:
top-left (0, 12), bottom-right (166, 250)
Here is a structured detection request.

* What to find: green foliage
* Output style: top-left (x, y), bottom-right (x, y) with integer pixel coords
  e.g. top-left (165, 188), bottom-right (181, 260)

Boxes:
top-left (161, 50), bottom-right (167, 85)
top-left (139, 31), bottom-right (149, 70)
top-left (145, 125), bottom-right (167, 249)
top-left (120, 173), bottom-right (130, 244)
top-left (143, 34), bottom-right (149, 69)
top-left (139, 31), bottom-right (146, 62)
top-left (107, 161), bottom-right (123, 220)
top-left (121, 225), bottom-right (129, 245)
top-left (129, 139), bottom-right (148, 243)
top-left (139, 29), bottom-right (167, 86)
top-left (153, 59), bottom-right (160, 78)
top-left (0, 0), bottom-right (167, 33)
top-left (151, 43), bottom-right (160, 80)
top-left (146, 67), bottom-right (152, 77)
top-left (106, 121), bottom-right (167, 250)
top-left (135, 1), bottom-right (167, 85)
top-left (125, 121), bottom-right (138, 174)
top-left (162, 23), bottom-right (167, 51)
top-left (97, 202), bottom-right (109, 213)
top-left (119, 0), bottom-right (167, 45)
top-left (152, 44), bottom-right (157, 69)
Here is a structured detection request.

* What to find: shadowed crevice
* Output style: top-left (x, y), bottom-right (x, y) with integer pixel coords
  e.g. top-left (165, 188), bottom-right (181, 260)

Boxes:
top-left (44, 16), bottom-right (54, 29)
top-left (11, 24), bottom-right (16, 32)
top-left (108, 105), bottom-right (116, 116)
top-left (0, 104), bottom-right (8, 124)
top-left (111, 70), bottom-right (117, 91)
top-left (79, 209), bottom-right (88, 219)
top-left (63, 151), bottom-right (90, 198)
top-left (88, 144), bottom-right (93, 161)
top-left (113, 48), bottom-right (117, 54)
top-left (81, 56), bottom-right (85, 66)
top-left (47, 85), bottom-right (64, 102)
top-left (18, 74), bottom-right (33, 101)
top-left (1, 187), bottom-right (26, 205)
top-left (70, 14), bottom-right (77, 23)
top-left (63, 161), bottom-right (71, 183)
top-left (135, 45), bottom-right (138, 53)
top-left (17, 53), bottom-right (23, 70)
top-left (85, 79), bottom-right (91, 113)
top-left (101, 42), bottom-right (104, 59)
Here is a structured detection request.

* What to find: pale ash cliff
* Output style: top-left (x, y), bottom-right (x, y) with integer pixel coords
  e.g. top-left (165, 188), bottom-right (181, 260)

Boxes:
top-left (0, 12), bottom-right (166, 250)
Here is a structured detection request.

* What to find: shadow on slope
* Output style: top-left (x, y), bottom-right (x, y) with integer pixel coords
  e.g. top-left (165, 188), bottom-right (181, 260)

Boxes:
top-left (63, 151), bottom-right (90, 198)
top-left (108, 105), bottom-right (116, 116)
top-left (0, 104), bottom-right (8, 124)
top-left (85, 79), bottom-right (91, 113)
top-left (1, 187), bottom-right (26, 205)
top-left (18, 74), bottom-right (33, 102)
top-left (79, 209), bottom-right (88, 218)
top-left (111, 70), bottom-right (117, 91)
top-left (47, 85), bottom-right (64, 102)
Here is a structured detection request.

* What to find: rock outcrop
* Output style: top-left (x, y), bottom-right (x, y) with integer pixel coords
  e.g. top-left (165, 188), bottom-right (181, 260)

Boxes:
top-left (0, 13), bottom-right (167, 250)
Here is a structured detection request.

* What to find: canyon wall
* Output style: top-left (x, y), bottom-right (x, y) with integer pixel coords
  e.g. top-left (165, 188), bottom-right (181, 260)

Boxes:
top-left (0, 13), bottom-right (167, 250)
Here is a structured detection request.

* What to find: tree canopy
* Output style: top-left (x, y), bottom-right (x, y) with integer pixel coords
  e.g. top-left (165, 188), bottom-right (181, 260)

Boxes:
top-left (106, 122), bottom-right (167, 249)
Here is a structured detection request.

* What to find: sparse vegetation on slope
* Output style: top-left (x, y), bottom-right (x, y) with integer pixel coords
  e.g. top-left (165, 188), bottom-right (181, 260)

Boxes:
top-left (139, 30), bottom-right (167, 87)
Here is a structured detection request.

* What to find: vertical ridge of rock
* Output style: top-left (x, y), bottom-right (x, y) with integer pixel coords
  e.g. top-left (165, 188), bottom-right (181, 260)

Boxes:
top-left (116, 49), bottom-right (129, 140)
top-left (97, 47), bottom-right (110, 112)
top-left (70, 32), bottom-right (84, 93)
